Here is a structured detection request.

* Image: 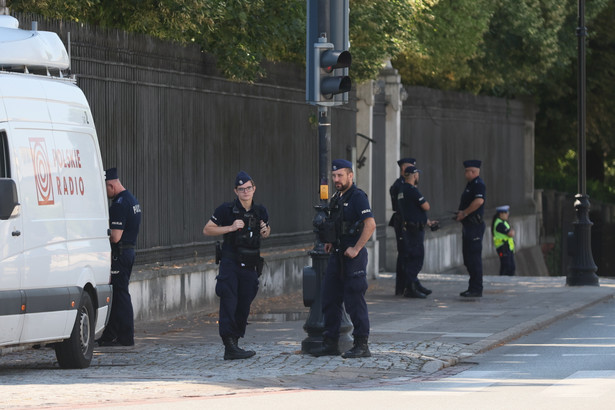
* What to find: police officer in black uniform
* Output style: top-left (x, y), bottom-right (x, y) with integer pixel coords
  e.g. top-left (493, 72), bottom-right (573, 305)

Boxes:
top-left (311, 159), bottom-right (376, 359)
top-left (98, 168), bottom-right (142, 347)
top-left (389, 157), bottom-right (416, 295)
top-left (456, 160), bottom-right (486, 297)
top-left (203, 171), bottom-right (270, 360)
top-left (397, 165), bottom-right (435, 298)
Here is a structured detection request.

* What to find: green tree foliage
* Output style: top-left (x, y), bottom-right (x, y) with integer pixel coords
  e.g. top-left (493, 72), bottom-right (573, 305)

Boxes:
top-left (7, 0), bottom-right (208, 42)
top-left (7, 0), bottom-right (423, 83)
top-left (393, 0), bottom-right (494, 91)
top-left (349, 0), bottom-right (421, 83)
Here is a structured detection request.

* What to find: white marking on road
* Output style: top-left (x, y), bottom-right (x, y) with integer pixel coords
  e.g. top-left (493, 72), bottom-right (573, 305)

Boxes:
top-left (541, 371), bottom-right (615, 398)
top-left (399, 371), bottom-right (509, 396)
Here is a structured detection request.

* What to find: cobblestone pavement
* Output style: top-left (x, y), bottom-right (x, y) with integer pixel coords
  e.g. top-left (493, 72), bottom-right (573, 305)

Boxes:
top-left (1, 274), bottom-right (614, 409)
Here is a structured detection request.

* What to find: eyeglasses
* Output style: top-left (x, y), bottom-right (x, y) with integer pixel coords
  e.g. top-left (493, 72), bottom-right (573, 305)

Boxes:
top-left (236, 186), bottom-right (254, 193)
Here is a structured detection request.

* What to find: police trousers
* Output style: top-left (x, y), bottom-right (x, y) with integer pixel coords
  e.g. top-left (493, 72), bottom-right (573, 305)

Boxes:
top-left (101, 249), bottom-right (135, 345)
top-left (497, 243), bottom-right (516, 276)
top-left (402, 228), bottom-right (425, 287)
top-left (462, 222), bottom-right (485, 293)
top-left (321, 248), bottom-right (370, 339)
top-left (392, 214), bottom-right (405, 294)
top-left (216, 258), bottom-right (259, 338)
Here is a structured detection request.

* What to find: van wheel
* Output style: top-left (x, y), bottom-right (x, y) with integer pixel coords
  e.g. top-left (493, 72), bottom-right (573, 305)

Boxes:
top-left (54, 291), bottom-right (95, 369)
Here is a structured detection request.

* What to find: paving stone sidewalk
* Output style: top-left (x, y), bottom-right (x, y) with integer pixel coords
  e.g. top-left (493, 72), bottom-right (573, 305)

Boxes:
top-left (1, 273), bottom-right (614, 409)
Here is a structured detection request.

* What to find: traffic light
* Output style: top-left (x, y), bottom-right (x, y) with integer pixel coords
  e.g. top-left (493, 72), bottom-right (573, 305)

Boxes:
top-left (312, 38), bottom-right (351, 104)
top-left (306, 0), bottom-right (351, 106)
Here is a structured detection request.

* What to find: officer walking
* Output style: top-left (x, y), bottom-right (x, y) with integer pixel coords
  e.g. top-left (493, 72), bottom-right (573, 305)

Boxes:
top-left (203, 171), bottom-right (271, 360)
top-left (311, 159), bottom-right (376, 359)
top-left (397, 165), bottom-right (435, 298)
top-left (492, 205), bottom-right (516, 276)
top-left (455, 160), bottom-right (486, 297)
top-left (389, 157), bottom-right (416, 296)
top-left (97, 168), bottom-right (142, 347)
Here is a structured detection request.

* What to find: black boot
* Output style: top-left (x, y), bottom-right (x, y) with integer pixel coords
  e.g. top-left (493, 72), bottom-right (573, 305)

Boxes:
top-left (403, 282), bottom-right (427, 299)
top-left (222, 336), bottom-right (255, 360)
top-left (416, 281), bottom-right (432, 295)
top-left (310, 337), bottom-right (340, 357)
top-left (342, 335), bottom-right (371, 358)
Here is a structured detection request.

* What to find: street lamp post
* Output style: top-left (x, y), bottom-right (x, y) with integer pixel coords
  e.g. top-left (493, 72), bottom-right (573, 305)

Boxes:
top-left (567, 0), bottom-right (599, 286)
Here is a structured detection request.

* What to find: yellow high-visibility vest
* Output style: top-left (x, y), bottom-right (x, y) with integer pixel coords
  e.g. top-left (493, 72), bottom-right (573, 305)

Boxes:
top-left (493, 218), bottom-right (515, 251)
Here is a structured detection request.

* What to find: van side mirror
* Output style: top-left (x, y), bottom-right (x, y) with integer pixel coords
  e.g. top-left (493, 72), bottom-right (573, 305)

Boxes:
top-left (0, 178), bottom-right (19, 220)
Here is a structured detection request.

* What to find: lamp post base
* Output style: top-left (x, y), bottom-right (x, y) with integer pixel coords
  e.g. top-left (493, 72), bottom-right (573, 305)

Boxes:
top-left (566, 194), bottom-right (599, 286)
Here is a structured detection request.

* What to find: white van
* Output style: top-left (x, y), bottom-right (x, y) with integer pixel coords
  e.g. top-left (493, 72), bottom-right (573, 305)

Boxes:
top-left (0, 15), bottom-right (111, 368)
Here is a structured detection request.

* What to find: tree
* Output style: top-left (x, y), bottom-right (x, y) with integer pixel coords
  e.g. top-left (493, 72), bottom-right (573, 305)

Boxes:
top-left (394, 0), bottom-right (495, 91)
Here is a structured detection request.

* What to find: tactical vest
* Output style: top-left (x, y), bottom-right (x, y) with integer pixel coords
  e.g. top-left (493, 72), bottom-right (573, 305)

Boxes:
top-left (223, 202), bottom-right (264, 266)
top-left (318, 187), bottom-right (364, 246)
top-left (493, 217), bottom-right (515, 251)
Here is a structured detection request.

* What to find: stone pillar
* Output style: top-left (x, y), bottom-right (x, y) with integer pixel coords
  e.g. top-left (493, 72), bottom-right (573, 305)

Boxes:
top-left (380, 60), bottom-right (405, 272)
top-left (0, 0), bottom-right (9, 15)
top-left (356, 80), bottom-right (379, 279)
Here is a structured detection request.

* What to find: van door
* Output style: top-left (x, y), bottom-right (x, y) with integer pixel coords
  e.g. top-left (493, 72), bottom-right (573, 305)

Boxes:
top-left (0, 129), bottom-right (25, 345)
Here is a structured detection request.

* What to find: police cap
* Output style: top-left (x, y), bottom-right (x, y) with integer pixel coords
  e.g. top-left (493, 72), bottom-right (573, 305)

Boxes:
top-left (105, 167), bottom-right (118, 181)
top-left (397, 157), bottom-right (416, 167)
top-left (332, 159), bottom-right (353, 171)
top-left (404, 165), bottom-right (421, 175)
top-left (496, 205), bottom-right (510, 213)
top-left (235, 170), bottom-right (252, 187)
top-left (463, 159), bottom-right (482, 168)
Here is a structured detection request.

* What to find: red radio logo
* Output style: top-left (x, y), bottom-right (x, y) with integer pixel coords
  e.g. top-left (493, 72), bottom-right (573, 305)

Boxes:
top-left (29, 137), bottom-right (55, 206)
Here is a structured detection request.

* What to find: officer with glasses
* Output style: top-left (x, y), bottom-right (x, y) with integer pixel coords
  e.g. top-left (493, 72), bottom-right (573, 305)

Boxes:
top-left (203, 171), bottom-right (271, 360)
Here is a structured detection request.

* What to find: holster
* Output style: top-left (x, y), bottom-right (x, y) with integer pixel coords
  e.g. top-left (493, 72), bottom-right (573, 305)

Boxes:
top-left (464, 213), bottom-right (483, 225)
top-left (388, 212), bottom-right (402, 229)
top-left (215, 241), bottom-right (221, 265)
top-left (256, 257), bottom-right (265, 277)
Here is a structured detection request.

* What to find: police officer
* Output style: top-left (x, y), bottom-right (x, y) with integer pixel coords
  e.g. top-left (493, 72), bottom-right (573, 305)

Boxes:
top-left (389, 157), bottom-right (416, 296)
top-left (492, 205), bottom-right (516, 276)
top-left (97, 168), bottom-right (142, 347)
top-left (203, 171), bottom-right (270, 360)
top-left (397, 165), bottom-right (435, 298)
top-left (311, 159), bottom-right (376, 359)
top-left (456, 160), bottom-right (486, 297)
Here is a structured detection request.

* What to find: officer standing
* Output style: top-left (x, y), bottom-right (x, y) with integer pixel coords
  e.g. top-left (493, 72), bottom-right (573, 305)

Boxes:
top-left (203, 171), bottom-right (271, 360)
top-left (397, 165), bottom-right (435, 298)
top-left (311, 159), bottom-right (376, 359)
top-left (389, 157), bottom-right (416, 296)
top-left (492, 205), bottom-right (516, 276)
top-left (97, 168), bottom-right (142, 347)
top-left (455, 160), bottom-right (486, 297)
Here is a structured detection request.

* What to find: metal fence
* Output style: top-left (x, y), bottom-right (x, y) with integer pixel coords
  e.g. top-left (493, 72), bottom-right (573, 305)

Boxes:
top-left (13, 13), bottom-right (356, 263)
top-left (12, 13), bottom-right (537, 269)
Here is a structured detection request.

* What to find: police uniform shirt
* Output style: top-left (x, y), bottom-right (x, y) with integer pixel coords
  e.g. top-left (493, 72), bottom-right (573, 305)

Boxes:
top-left (398, 183), bottom-right (428, 224)
top-left (389, 176), bottom-right (405, 212)
top-left (458, 176), bottom-right (486, 217)
top-left (339, 184), bottom-right (374, 248)
top-left (109, 190), bottom-right (142, 245)
top-left (210, 198), bottom-right (269, 253)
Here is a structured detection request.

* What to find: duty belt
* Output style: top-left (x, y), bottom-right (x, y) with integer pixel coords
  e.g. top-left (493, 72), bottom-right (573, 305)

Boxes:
top-left (403, 221), bottom-right (425, 231)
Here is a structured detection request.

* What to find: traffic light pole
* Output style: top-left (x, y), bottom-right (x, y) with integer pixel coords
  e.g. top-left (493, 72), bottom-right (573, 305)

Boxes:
top-left (301, 106), bottom-right (353, 354)
top-left (567, 0), bottom-right (599, 286)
